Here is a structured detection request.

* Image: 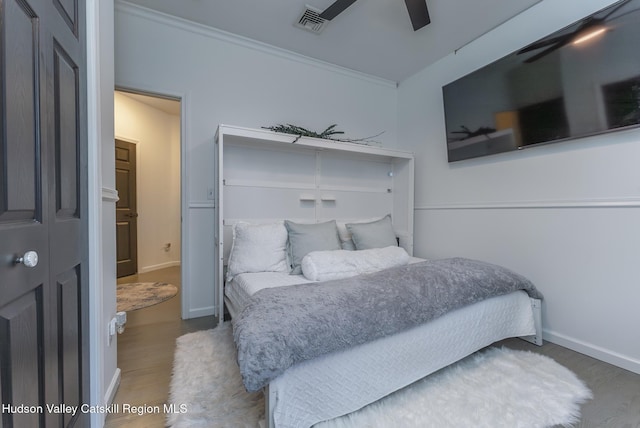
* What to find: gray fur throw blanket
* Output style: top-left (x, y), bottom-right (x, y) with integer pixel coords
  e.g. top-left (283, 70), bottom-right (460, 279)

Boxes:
top-left (233, 257), bottom-right (542, 392)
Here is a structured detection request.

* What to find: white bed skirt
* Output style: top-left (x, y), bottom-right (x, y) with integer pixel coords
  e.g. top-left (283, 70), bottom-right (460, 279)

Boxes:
top-left (266, 291), bottom-right (537, 428)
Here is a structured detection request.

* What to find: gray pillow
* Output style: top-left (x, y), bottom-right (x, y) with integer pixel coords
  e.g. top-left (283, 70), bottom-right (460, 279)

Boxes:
top-left (284, 220), bottom-right (342, 274)
top-left (346, 215), bottom-right (397, 250)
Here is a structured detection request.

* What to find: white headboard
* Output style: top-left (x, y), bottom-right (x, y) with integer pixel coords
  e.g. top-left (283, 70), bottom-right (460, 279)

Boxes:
top-left (214, 125), bottom-right (415, 318)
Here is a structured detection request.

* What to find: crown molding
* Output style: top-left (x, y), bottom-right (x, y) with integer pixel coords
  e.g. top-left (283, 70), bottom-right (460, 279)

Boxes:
top-left (115, 1), bottom-right (397, 88)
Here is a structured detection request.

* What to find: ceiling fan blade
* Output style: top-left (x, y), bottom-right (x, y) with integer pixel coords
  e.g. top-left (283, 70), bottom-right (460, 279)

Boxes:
top-left (523, 35), bottom-right (572, 63)
top-left (404, 0), bottom-right (431, 31)
top-left (319, 0), bottom-right (359, 20)
top-left (518, 34), bottom-right (569, 55)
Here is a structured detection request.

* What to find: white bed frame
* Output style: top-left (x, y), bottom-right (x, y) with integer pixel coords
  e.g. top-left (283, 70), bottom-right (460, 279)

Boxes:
top-left (259, 293), bottom-right (542, 428)
top-left (214, 124), bottom-right (543, 427)
top-left (262, 295), bottom-right (542, 428)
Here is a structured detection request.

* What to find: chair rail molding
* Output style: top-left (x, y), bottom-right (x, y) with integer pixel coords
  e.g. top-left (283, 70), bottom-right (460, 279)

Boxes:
top-left (102, 187), bottom-right (119, 203)
top-left (416, 197), bottom-right (640, 211)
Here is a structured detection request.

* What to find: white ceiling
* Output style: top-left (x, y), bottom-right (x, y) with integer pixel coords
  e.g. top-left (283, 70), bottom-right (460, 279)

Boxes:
top-left (121, 0), bottom-right (542, 83)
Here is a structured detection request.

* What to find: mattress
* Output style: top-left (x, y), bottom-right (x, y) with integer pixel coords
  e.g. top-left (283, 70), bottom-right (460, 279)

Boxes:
top-left (225, 256), bottom-right (426, 317)
top-left (225, 272), bottom-right (313, 317)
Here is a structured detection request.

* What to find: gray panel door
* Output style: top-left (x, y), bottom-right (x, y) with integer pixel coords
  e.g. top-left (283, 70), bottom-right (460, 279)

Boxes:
top-left (0, 0), bottom-right (88, 426)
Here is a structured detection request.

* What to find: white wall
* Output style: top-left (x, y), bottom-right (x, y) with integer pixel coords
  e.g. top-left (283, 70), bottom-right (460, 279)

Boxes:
top-left (398, 0), bottom-right (640, 374)
top-left (114, 92), bottom-right (181, 272)
top-left (114, 1), bottom-right (398, 319)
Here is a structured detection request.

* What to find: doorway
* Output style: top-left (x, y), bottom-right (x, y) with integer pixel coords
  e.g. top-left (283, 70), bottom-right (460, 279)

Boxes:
top-left (113, 90), bottom-right (182, 327)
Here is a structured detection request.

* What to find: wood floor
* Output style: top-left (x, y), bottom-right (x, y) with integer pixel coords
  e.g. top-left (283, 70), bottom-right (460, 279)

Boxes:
top-left (105, 268), bottom-right (640, 427)
top-left (496, 338), bottom-right (640, 428)
top-left (105, 267), bottom-right (216, 428)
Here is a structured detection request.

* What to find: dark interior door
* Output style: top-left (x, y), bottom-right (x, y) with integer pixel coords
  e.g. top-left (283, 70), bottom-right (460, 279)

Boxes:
top-left (0, 0), bottom-right (88, 426)
top-left (115, 139), bottom-right (138, 278)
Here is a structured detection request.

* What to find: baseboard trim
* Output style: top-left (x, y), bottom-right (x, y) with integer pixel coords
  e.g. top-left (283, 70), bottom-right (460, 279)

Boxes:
top-left (105, 367), bottom-right (121, 406)
top-left (185, 306), bottom-right (215, 320)
top-left (543, 329), bottom-right (640, 375)
top-left (138, 261), bottom-right (181, 274)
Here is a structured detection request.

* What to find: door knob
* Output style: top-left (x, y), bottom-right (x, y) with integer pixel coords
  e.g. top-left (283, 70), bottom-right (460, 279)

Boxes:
top-left (15, 251), bottom-right (39, 268)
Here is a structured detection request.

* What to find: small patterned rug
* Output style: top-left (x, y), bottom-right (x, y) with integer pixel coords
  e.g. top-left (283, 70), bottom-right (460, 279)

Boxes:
top-left (117, 282), bottom-right (178, 311)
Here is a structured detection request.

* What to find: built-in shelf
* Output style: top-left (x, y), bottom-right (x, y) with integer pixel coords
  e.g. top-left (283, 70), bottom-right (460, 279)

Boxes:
top-left (216, 124), bottom-right (414, 160)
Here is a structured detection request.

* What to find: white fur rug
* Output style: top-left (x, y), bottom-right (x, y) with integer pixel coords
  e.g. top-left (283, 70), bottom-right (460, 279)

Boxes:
top-left (167, 323), bottom-right (591, 428)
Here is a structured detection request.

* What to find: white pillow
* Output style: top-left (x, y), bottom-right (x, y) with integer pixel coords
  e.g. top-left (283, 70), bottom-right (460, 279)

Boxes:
top-left (301, 246), bottom-right (410, 282)
top-left (226, 222), bottom-right (289, 281)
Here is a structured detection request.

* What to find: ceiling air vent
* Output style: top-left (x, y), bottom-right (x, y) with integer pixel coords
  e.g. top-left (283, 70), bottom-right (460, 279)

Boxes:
top-left (295, 5), bottom-right (328, 34)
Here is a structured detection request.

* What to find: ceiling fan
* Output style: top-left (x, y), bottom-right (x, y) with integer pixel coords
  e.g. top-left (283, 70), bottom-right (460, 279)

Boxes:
top-left (517, 0), bottom-right (631, 63)
top-left (319, 0), bottom-right (431, 31)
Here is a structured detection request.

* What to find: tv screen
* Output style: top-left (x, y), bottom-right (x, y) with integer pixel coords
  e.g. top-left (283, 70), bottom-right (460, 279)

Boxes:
top-left (442, 0), bottom-right (640, 162)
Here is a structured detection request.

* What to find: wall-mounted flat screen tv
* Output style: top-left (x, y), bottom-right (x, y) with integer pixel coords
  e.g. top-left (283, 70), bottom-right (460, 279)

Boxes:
top-left (442, 0), bottom-right (640, 162)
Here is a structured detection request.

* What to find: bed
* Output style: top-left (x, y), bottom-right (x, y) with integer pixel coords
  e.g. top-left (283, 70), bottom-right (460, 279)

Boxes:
top-left (222, 218), bottom-right (543, 428)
